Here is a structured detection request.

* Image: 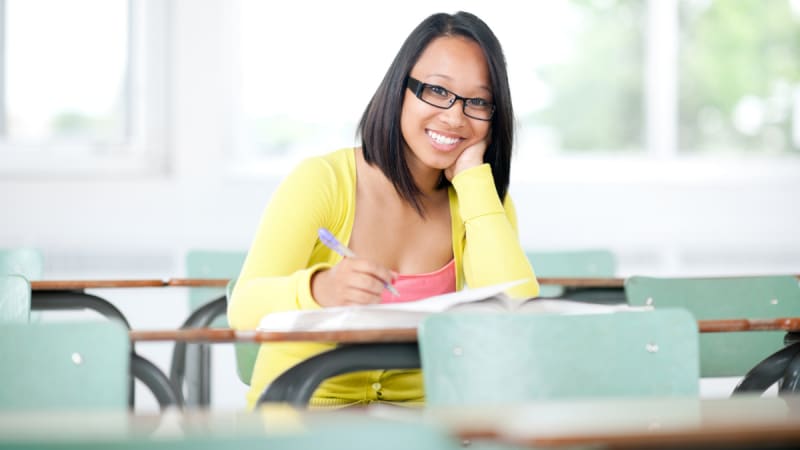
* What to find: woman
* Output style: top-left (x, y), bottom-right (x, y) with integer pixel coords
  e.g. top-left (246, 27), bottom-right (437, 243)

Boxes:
top-left (228, 11), bottom-right (538, 409)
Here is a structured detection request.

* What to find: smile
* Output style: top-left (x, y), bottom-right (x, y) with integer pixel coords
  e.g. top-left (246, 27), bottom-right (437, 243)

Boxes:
top-left (427, 130), bottom-right (462, 146)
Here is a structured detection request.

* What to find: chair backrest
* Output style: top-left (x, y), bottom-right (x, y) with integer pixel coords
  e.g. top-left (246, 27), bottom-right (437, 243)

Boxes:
top-left (419, 309), bottom-right (699, 406)
top-left (0, 321), bottom-right (130, 411)
top-left (226, 278), bottom-right (260, 386)
top-left (0, 248), bottom-right (43, 280)
top-left (186, 249), bottom-right (247, 312)
top-left (0, 274), bottom-right (31, 323)
top-left (526, 250), bottom-right (616, 297)
top-left (625, 275), bottom-right (800, 377)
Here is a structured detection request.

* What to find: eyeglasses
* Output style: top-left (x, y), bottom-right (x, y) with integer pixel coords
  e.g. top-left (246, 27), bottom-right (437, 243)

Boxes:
top-left (406, 77), bottom-right (495, 121)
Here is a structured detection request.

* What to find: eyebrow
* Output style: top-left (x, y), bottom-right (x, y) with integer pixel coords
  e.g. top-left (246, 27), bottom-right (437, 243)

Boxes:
top-left (425, 74), bottom-right (492, 95)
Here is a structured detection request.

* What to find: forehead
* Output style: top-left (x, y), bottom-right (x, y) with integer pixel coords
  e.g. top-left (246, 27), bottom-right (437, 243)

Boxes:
top-left (411, 35), bottom-right (490, 90)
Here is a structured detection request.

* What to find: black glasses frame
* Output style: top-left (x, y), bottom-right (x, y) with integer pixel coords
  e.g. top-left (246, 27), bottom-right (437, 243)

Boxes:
top-left (406, 77), bottom-right (495, 121)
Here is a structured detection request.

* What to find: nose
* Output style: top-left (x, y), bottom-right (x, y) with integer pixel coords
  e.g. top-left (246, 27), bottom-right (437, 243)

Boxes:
top-left (438, 99), bottom-right (467, 127)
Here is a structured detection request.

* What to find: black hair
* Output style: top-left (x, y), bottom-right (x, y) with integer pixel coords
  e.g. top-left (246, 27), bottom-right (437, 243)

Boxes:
top-left (357, 11), bottom-right (514, 216)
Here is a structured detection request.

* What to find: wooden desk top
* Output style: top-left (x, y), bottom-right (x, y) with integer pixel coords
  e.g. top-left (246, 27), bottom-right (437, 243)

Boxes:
top-left (3, 396), bottom-right (798, 449)
top-left (30, 278), bottom-right (230, 290)
top-left (130, 327), bottom-right (418, 343)
top-left (432, 395), bottom-right (800, 449)
top-left (129, 316), bottom-right (800, 343)
top-left (29, 275), bottom-right (800, 291)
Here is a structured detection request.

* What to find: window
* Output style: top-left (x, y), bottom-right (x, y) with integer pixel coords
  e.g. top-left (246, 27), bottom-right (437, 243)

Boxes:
top-left (678, 0), bottom-right (800, 155)
top-left (232, 0), bottom-right (800, 177)
top-left (0, 0), bottom-right (169, 174)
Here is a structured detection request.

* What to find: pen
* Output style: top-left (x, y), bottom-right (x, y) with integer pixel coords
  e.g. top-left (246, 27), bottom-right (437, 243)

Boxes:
top-left (318, 227), bottom-right (400, 296)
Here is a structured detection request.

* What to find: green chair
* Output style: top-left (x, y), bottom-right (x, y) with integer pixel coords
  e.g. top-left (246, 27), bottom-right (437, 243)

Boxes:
top-left (625, 275), bottom-right (800, 381)
top-left (0, 274), bottom-right (31, 323)
top-left (418, 309), bottom-right (699, 406)
top-left (185, 250), bottom-right (248, 323)
top-left (526, 250), bottom-right (617, 298)
top-left (227, 278), bottom-right (260, 386)
top-left (172, 250), bottom-right (247, 407)
top-left (0, 248), bottom-right (44, 280)
top-left (0, 264), bottom-right (181, 408)
top-left (0, 321), bottom-right (130, 411)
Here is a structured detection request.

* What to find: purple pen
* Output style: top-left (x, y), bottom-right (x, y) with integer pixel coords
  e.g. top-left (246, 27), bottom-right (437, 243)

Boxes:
top-left (318, 227), bottom-right (399, 296)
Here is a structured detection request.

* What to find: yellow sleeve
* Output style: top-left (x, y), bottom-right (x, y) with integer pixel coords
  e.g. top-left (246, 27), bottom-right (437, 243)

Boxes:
top-left (451, 164), bottom-right (539, 299)
top-left (227, 157), bottom-right (335, 331)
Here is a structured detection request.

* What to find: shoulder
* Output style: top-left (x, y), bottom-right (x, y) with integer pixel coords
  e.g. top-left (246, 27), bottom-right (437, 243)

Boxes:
top-left (274, 148), bottom-right (356, 208)
top-left (290, 148), bottom-right (355, 181)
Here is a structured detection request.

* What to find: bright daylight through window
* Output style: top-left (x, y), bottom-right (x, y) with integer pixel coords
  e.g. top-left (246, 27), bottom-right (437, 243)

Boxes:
top-left (234, 0), bottom-right (800, 175)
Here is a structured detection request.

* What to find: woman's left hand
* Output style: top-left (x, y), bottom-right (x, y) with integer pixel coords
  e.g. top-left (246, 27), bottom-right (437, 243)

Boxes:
top-left (445, 135), bottom-right (490, 181)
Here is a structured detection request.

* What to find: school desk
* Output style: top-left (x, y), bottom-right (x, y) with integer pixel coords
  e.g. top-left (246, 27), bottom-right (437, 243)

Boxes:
top-left (130, 316), bottom-right (800, 408)
top-left (28, 279), bottom-right (202, 409)
top-left (2, 395), bottom-right (800, 449)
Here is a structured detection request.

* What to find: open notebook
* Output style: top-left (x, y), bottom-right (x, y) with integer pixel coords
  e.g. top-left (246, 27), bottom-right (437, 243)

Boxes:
top-left (257, 280), bottom-right (648, 332)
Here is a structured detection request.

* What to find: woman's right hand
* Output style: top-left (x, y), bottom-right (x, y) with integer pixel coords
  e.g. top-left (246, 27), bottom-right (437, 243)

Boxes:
top-left (311, 257), bottom-right (396, 307)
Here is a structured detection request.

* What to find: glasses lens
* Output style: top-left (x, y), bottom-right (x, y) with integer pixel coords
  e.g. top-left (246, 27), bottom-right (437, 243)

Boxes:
top-left (417, 83), bottom-right (494, 121)
top-left (464, 104), bottom-right (494, 121)
top-left (420, 85), bottom-right (455, 108)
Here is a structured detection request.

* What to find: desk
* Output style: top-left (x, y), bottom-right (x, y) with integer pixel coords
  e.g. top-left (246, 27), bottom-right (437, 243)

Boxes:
top-left (433, 395), bottom-right (800, 449)
top-left (2, 396), bottom-right (800, 449)
top-left (130, 316), bottom-right (800, 407)
top-left (29, 278), bottom-right (229, 410)
top-left (29, 279), bottom-right (207, 410)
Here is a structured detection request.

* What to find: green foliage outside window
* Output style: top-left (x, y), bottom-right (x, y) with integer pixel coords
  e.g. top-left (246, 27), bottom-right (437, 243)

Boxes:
top-left (679, 0), bottom-right (800, 154)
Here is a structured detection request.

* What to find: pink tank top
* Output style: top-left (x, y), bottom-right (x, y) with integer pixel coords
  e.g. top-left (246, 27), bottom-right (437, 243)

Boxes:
top-left (380, 259), bottom-right (456, 304)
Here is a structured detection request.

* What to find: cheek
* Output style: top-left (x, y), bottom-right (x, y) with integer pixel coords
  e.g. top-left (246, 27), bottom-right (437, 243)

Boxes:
top-left (400, 102), bottom-right (426, 140)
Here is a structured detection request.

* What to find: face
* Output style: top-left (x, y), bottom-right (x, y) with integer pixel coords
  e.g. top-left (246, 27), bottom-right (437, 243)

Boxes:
top-left (400, 35), bottom-right (492, 175)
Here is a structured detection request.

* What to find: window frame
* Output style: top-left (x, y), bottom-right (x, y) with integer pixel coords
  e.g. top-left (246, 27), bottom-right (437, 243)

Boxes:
top-left (0, 0), bottom-right (171, 176)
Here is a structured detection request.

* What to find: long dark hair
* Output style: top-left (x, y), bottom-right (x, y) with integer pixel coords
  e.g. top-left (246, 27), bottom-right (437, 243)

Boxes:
top-left (357, 11), bottom-right (514, 216)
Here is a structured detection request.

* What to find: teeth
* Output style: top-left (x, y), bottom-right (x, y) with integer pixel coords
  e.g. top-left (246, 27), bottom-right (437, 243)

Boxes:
top-left (428, 130), bottom-right (460, 145)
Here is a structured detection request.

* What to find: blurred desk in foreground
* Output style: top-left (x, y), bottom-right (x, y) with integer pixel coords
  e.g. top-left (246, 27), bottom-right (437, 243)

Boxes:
top-left (432, 395), bottom-right (800, 449)
top-left (2, 396), bottom-right (800, 449)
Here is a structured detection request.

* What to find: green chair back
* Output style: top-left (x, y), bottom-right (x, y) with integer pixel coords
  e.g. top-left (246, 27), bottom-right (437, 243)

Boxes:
top-left (625, 275), bottom-right (800, 377)
top-left (419, 309), bottom-right (699, 406)
top-left (226, 278), bottom-right (259, 386)
top-left (0, 321), bottom-right (130, 411)
top-left (526, 250), bottom-right (616, 297)
top-left (0, 274), bottom-right (31, 323)
top-left (0, 248), bottom-right (43, 280)
top-left (185, 250), bottom-right (247, 326)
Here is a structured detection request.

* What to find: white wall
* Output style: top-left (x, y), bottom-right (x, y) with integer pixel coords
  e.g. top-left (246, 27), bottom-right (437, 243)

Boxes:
top-left (1, 0), bottom-right (799, 412)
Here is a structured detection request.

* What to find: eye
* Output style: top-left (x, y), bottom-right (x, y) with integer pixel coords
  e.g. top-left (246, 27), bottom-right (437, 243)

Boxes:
top-left (427, 85), bottom-right (450, 98)
top-left (467, 98), bottom-right (492, 108)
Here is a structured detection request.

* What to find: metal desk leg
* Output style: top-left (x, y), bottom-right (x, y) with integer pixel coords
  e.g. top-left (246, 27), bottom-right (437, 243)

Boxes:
top-left (169, 296), bottom-right (227, 408)
top-left (257, 343), bottom-right (420, 408)
top-left (131, 352), bottom-right (183, 409)
top-left (733, 341), bottom-right (800, 395)
top-left (779, 333), bottom-right (800, 394)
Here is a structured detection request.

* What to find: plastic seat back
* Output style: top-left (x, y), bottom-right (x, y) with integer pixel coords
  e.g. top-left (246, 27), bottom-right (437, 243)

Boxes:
top-left (625, 275), bottom-right (800, 377)
top-left (0, 274), bottom-right (30, 323)
top-left (0, 248), bottom-right (44, 280)
top-left (226, 278), bottom-right (259, 385)
top-left (526, 250), bottom-right (616, 297)
top-left (0, 321), bottom-right (130, 411)
top-left (185, 249), bottom-right (247, 322)
top-left (419, 309), bottom-right (699, 406)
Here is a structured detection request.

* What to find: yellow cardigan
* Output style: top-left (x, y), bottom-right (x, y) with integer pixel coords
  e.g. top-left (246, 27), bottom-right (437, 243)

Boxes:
top-left (228, 148), bottom-right (538, 409)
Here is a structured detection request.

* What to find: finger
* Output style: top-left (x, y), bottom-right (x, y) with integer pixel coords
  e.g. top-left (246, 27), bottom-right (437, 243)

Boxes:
top-left (349, 259), bottom-right (395, 286)
top-left (341, 285), bottom-right (383, 305)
